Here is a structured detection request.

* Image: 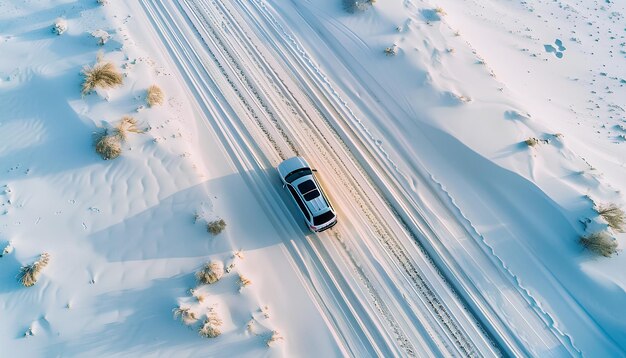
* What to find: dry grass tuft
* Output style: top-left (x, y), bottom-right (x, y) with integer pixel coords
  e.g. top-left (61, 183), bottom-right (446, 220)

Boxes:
top-left (193, 290), bottom-right (206, 303)
top-left (95, 131), bottom-right (122, 160)
top-left (524, 137), bottom-right (539, 147)
top-left (199, 307), bottom-right (223, 338)
top-left (94, 117), bottom-right (143, 160)
top-left (238, 274), bottom-right (252, 291)
top-left (580, 231), bottom-right (618, 257)
top-left (435, 6), bottom-right (447, 16)
top-left (115, 116), bottom-right (143, 142)
top-left (81, 59), bottom-right (123, 95)
top-left (384, 44), bottom-right (398, 56)
top-left (146, 85), bottom-right (164, 107)
top-left (18, 253), bottom-right (50, 287)
top-left (196, 261), bottom-right (224, 284)
top-left (597, 204), bottom-right (626, 232)
top-left (266, 330), bottom-right (284, 347)
top-left (173, 306), bottom-right (198, 325)
top-left (52, 18), bottom-right (67, 35)
top-left (207, 219), bottom-right (226, 236)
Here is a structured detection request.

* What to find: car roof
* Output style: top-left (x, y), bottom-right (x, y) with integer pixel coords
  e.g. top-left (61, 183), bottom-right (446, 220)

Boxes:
top-left (291, 175), bottom-right (331, 217)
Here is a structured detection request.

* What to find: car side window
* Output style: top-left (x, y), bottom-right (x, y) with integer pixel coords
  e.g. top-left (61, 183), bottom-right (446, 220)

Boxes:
top-left (287, 185), bottom-right (311, 221)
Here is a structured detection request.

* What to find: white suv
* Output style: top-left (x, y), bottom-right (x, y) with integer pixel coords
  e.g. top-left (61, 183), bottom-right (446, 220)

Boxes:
top-left (277, 157), bottom-right (337, 232)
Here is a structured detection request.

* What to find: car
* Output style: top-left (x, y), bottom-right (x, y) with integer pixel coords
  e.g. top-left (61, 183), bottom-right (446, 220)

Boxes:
top-left (277, 157), bottom-right (337, 232)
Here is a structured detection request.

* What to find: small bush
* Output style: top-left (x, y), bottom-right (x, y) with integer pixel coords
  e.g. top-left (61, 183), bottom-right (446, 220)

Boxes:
top-left (199, 307), bottom-right (222, 338)
top-left (146, 85), bottom-right (164, 107)
top-left (524, 138), bottom-right (539, 147)
top-left (52, 18), bottom-right (67, 35)
top-left (266, 331), bottom-right (284, 347)
top-left (94, 117), bottom-right (143, 160)
top-left (173, 306), bottom-right (198, 325)
top-left (196, 261), bottom-right (224, 284)
top-left (81, 59), bottom-right (123, 95)
top-left (384, 45), bottom-right (398, 56)
top-left (435, 7), bottom-right (447, 16)
top-left (207, 219), bottom-right (226, 236)
top-left (597, 204), bottom-right (626, 232)
top-left (238, 274), bottom-right (252, 291)
top-left (115, 116), bottom-right (143, 142)
top-left (18, 253), bottom-right (50, 287)
top-left (580, 232), bottom-right (618, 257)
top-left (95, 131), bottom-right (122, 160)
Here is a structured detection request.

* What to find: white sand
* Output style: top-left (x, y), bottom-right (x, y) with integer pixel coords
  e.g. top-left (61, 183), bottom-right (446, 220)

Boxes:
top-left (1, 0), bottom-right (624, 356)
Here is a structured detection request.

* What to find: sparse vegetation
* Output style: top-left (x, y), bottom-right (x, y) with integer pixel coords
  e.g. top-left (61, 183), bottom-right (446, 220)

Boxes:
top-left (146, 85), bottom-right (164, 107)
top-left (81, 57), bottom-right (123, 95)
top-left (238, 274), bottom-right (252, 291)
top-left (95, 130), bottom-right (122, 160)
top-left (435, 7), bottom-right (447, 16)
top-left (597, 203), bottom-right (626, 232)
top-left (525, 137), bottom-right (539, 147)
top-left (193, 290), bottom-right (206, 303)
top-left (173, 306), bottom-right (198, 325)
top-left (18, 253), bottom-right (50, 287)
top-left (580, 231), bottom-right (618, 257)
top-left (52, 18), bottom-right (67, 35)
top-left (207, 219), bottom-right (226, 236)
top-left (114, 116), bottom-right (143, 141)
top-left (384, 44), bottom-right (398, 56)
top-left (199, 307), bottom-right (223, 338)
top-left (266, 330), bottom-right (284, 347)
top-left (94, 116), bottom-right (143, 160)
top-left (196, 261), bottom-right (224, 284)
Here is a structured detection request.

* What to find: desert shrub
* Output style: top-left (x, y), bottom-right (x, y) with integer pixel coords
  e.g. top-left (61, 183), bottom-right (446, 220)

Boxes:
top-left (196, 261), bottom-right (224, 284)
top-left (435, 7), bottom-right (447, 16)
top-left (524, 138), bottom-right (539, 147)
top-left (115, 116), bottom-right (143, 142)
top-left (95, 130), bottom-right (122, 160)
top-left (146, 85), bottom-right (164, 107)
top-left (266, 331), bottom-right (284, 346)
top-left (238, 274), bottom-right (252, 291)
top-left (207, 219), bottom-right (226, 236)
top-left (597, 204), bottom-right (625, 232)
top-left (94, 117), bottom-right (142, 160)
top-left (199, 307), bottom-right (223, 338)
top-left (173, 306), bottom-right (198, 325)
top-left (18, 253), bottom-right (50, 287)
top-left (52, 18), bottom-right (67, 35)
top-left (384, 45), bottom-right (398, 56)
top-left (81, 59), bottom-right (123, 95)
top-left (580, 232), bottom-right (618, 257)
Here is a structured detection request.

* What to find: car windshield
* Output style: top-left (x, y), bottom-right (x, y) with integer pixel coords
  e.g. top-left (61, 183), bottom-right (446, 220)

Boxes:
top-left (313, 210), bottom-right (335, 226)
top-left (285, 168), bottom-right (312, 183)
